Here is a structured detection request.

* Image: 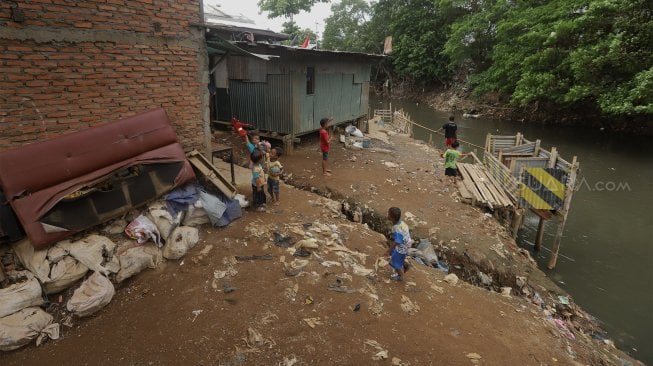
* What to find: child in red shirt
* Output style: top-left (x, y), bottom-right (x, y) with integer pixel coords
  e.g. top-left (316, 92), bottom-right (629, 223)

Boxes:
top-left (319, 117), bottom-right (332, 176)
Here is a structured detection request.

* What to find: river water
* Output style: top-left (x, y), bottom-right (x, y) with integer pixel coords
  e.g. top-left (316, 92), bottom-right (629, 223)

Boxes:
top-left (372, 99), bottom-right (653, 364)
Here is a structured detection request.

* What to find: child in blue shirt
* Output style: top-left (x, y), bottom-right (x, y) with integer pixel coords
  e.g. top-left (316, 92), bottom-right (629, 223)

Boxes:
top-left (385, 207), bottom-right (413, 281)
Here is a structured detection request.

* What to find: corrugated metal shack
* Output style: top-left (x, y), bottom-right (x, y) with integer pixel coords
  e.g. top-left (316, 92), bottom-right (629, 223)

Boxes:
top-left (206, 38), bottom-right (383, 148)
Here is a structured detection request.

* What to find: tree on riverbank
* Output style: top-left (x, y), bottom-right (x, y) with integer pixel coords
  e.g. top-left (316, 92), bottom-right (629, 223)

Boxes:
top-left (443, 0), bottom-right (653, 116)
top-left (316, 0), bottom-right (652, 123)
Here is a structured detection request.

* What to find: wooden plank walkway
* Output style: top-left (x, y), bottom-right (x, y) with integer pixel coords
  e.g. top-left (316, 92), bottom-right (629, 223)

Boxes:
top-left (457, 163), bottom-right (515, 209)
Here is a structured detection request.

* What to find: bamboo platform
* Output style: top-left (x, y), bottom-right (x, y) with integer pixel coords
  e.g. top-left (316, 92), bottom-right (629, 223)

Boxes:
top-left (456, 163), bottom-right (515, 210)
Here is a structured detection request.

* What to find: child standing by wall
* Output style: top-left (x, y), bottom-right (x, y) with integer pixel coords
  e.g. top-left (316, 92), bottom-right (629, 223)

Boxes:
top-left (441, 140), bottom-right (467, 187)
top-left (267, 147), bottom-right (284, 205)
top-left (386, 207), bottom-right (413, 281)
top-left (319, 117), bottom-right (332, 176)
top-left (250, 150), bottom-right (267, 212)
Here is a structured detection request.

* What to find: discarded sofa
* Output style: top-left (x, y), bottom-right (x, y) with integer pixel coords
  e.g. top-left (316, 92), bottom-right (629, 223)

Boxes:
top-left (0, 108), bottom-right (195, 249)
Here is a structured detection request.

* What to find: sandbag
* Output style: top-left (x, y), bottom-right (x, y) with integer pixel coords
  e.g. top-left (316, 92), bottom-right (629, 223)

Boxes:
top-left (12, 239), bottom-right (50, 282)
top-left (162, 226), bottom-right (199, 260)
top-left (0, 307), bottom-right (60, 351)
top-left (13, 239), bottom-right (89, 294)
top-left (57, 234), bottom-right (120, 276)
top-left (45, 256), bottom-right (89, 294)
top-left (67, 272), bottom-right (115, 317)
top-left (115, 244), bottom-right (163, 283)
top-left (146, 200), bottom-right (179, 240)
top-left (0, 271), bottom-right (43, 318)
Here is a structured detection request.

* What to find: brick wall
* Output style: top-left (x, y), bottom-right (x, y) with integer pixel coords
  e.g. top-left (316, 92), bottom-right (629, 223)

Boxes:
top-left (0, 0), bottom-right (207, 150)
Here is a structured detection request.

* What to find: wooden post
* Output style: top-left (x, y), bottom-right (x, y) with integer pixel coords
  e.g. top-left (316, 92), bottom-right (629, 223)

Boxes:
top-left (0, 264), bottom-right (5, 284)
top-left (548, 157), bottom-right (578, 269)
top-left (548, 147), bottom-right (558, 168)
top-left (511, 208), bottom-right (524, 239)
top-left (534, 217), bottom-right (545, 252)
top-left (516, 132), bottom-right (522, 146)
top-left (534, 139), bottom-right (541, 157)
top-left (429, 133), bottom-right (433, 145)
top-left (283, 134), bottom-right (294, 156)
top-left (485, 133), bottom-right (491, 153)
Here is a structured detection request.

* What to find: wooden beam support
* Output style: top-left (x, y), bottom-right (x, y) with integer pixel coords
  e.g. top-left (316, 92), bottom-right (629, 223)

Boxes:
top-left (534, 216), bottom-right (546, 252)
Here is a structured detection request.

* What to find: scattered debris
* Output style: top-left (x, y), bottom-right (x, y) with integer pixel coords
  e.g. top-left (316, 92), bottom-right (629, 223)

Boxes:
top-left (444, 273), bottom-right (459, 285)
top-left (235, 254), bottom-right (273, 261)
top-left (466, 352), bottom-right (482, 364)
top-left (303, 317), bottom-right (322, 328)
top-left (400, 295), bottom-right (420, 314)
top-left (364, 339), bottom-right (389, 360)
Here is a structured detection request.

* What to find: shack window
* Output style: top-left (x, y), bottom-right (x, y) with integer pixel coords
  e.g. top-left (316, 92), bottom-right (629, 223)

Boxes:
top-left (306, 66), bottom-right (315, 95)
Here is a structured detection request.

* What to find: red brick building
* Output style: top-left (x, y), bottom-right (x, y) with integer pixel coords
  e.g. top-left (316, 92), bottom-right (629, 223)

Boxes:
top-left (0, 0), bottom-right (209, 151)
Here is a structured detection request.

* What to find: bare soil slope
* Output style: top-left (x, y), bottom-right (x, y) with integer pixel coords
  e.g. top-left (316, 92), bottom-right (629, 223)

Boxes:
top-left (0, 127), bottom-right (637, 366)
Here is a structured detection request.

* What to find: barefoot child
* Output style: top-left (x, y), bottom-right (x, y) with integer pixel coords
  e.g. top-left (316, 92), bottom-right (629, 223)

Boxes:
top-left (386, 207), bottom-right (413, 281)
top-left (267, 147), bottom-right (284, 205)
top-left (250, 150), bottom-right (267, 212)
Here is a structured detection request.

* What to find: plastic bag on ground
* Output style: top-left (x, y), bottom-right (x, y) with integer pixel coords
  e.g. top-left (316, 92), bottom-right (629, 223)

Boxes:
top-left (235, 194), bottom-right (249, 208)
top-left (0, 307), bottom-right (60, 351)
top-left (345, 125), bottom-right (364, 138)
top-left (162, 226), bottom-right (199, 260)
top-left (67, 272), bottom-right (115, 317)
top-left (214, 197), bottom-right (242, 227)
top-left (198, 190), bottom-right (227, 226)
top-left (0, 271), bottom-right (44, 318)
top-left (115, 244), bottom-right (162, 283)
top-left (125, 214), bottom-right (162, 246)
top-left (409, 239), bottom-right (438, 264)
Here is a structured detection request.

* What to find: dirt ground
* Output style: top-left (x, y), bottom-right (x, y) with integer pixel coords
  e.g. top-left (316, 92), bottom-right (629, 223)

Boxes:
top-left (0, 123), bottom-right (639, 365)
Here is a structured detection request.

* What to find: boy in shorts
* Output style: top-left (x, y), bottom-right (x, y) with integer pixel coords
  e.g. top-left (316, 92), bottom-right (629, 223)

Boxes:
top-left (441, 140), bottom-right (467, 186)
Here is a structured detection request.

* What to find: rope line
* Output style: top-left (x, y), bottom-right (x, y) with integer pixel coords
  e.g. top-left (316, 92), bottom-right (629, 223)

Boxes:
top-left (407, 119), bottom-right (486, 150)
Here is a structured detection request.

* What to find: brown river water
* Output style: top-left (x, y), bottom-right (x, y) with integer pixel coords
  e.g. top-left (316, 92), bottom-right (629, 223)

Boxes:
top-left (374, 98), bottom-right (653, 364)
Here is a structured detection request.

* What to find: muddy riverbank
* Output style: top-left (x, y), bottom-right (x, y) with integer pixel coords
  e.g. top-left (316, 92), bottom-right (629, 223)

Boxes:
top-left (0, 121), bottom-right (641, 365)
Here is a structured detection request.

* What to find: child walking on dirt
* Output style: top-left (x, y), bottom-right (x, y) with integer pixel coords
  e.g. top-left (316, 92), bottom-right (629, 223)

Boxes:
top-left (386, 207), bottom-right (413, 281)
top-left (441, 140), bottom-right (467, 188)
top-left (319, 117), bottom-right (332, 176)
top-left (250, 150), bottom-right (267, 212)
top-left (266, 147), bottom-right (284, 205)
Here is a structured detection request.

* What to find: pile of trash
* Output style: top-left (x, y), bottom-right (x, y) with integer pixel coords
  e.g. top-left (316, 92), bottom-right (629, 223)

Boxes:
top-left (0, 183), bottom-right (244, 352)
top-left (342, 125), bottom-right (370, 150)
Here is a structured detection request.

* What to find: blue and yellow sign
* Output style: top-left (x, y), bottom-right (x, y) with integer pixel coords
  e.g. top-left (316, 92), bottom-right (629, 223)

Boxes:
top-left (519, 168), bottom-right (566, 210)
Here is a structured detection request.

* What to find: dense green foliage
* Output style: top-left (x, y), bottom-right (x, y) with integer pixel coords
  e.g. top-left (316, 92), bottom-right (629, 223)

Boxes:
top-left (261, 0), bottom-right (652, 117)
top-left (258, 0), bottom-right (330, 21)
top-left (322, 0), bottom-right (372, 51)
top-left (443, 0), bottom-right (653, 115)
